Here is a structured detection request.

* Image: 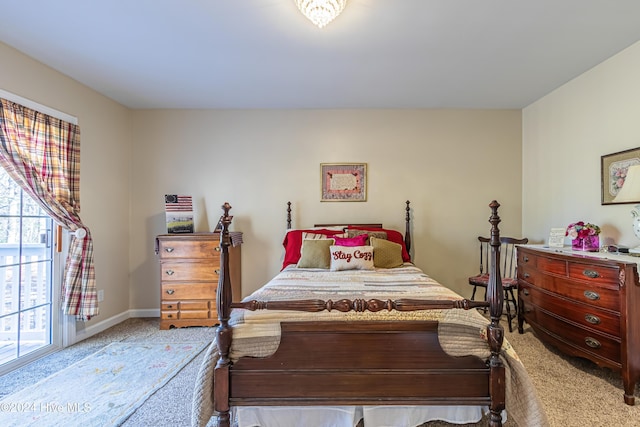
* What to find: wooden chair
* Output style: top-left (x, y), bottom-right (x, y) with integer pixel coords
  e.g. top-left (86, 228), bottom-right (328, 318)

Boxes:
top-left (468, 236), bottom-right (529, 332)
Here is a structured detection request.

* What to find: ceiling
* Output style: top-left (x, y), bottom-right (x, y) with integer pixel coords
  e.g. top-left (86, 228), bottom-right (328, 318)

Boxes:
top-left (2, 0), bottom-right (640, 110)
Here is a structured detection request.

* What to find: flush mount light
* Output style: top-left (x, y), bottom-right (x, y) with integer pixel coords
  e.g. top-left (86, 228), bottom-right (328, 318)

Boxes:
top-left (295, 0), bottom-right (347, 28)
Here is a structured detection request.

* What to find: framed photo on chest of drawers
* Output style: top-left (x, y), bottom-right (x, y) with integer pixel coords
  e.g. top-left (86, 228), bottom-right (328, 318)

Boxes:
top-left (156, 232), bottom-right (242, 330)
top-left (517, 245), bottom-right (640, 405)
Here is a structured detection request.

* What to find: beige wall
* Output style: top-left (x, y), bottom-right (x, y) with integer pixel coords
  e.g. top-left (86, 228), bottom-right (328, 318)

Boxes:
top-left (1, 40), bottom-right (524, 324)
top-left (131, 109), bottom-right (523, 304)
top-left (0, 42), bottom-right (132, 328)
top-left (523, 40), bottom-right (640, 247)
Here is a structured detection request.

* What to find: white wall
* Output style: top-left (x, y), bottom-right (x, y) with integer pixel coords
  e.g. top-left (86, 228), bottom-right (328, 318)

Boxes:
top-left (523, 41), bottom-right (640, 247)
top-left (0, 42), bottom-right (132, 328)
top-left (130, 109), bottom-right (523, 306)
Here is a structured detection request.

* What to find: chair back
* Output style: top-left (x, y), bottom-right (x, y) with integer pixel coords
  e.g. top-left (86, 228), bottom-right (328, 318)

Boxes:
top-left (477, 236), bottom-right (529, 280)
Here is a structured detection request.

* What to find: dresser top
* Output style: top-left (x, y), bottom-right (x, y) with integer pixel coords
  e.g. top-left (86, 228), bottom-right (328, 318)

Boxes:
top-left (520, 244), bottom-right (640, 268)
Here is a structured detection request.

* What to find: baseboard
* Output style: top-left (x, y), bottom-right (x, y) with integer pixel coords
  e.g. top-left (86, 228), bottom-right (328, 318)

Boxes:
top-left (71, 309), bottom-right (160, 345)
top-left (129, 308), bottom-right (161, 318)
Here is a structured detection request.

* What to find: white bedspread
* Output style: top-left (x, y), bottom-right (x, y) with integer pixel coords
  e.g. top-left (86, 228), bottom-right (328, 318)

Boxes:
top-left (192, 264), bottom-right (549, 427)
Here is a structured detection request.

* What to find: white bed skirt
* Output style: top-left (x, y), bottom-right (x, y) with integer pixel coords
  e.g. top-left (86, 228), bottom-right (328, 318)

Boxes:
top-left (234, 405), bottom-right (507, 427)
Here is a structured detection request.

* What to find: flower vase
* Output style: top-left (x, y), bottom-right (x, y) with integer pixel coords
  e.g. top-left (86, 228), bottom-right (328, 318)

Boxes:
top-left (571, 235), bottom-right (600, 252)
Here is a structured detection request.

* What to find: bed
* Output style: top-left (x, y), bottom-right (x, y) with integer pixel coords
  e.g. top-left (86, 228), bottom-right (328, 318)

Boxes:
top-left (192, 201), bottom-right (547, 427)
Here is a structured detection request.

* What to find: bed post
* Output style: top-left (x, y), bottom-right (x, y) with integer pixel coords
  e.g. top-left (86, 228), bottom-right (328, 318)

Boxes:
top-left (405, 200), bottom-right (412, 254)
top-left (214, 202), bottom-right (234, 427)
top-left (286, 201), bottom-right (292, 230)
top-left (487, 200), bottom-right (506, 427)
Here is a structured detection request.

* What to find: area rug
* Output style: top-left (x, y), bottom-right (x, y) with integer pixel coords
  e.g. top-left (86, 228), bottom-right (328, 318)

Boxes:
top-left (0, 341), bottom-right (207, 427)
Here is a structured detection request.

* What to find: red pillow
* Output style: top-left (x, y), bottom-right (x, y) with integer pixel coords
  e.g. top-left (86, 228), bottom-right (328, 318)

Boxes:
top-left (282, 229), bottom-right (345, 269)
top-left (334, 234), bottom-right (368, 247)
top-left (347, 226), bottom-right (411, 262)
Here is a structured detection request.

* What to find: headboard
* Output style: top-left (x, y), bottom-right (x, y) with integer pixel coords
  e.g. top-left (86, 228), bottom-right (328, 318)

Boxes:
top-left (285, 200), bottom-right (411, 254)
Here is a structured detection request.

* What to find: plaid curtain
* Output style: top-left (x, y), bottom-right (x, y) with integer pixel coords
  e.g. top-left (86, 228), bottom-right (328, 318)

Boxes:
top-left (0, 98), bottom-right (97, 321)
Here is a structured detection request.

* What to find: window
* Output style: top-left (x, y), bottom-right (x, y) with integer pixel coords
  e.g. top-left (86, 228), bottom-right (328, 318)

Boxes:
top-left (0, 166), bottom-right (57, 369)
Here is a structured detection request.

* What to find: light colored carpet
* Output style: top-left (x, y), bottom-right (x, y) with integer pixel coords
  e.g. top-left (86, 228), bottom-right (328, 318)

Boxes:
top-left (0, 341), bottom-right (206, 427)
top-left (0, 317), bottom-right (638, 426)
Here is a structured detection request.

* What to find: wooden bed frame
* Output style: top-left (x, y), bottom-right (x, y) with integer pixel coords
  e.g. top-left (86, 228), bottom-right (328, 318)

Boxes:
top-left (213, 200), bottom-right (507, 427)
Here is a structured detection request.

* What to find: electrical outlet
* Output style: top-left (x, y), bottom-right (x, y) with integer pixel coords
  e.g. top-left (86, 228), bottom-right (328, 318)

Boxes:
top-left (97, 289), bottom-right (104, 302)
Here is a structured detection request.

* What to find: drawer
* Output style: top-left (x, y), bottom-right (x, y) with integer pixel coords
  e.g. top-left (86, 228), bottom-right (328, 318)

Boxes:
top-left (162, 283), bottom-right (216, 300)
top-left (180, 300), bottom-right (210, 310)
top-left (536, 256), bottom-right (567, 276)
top-left (160, 262), bottom-right (220, 281)
top-left (158, 239), bottom-right (221, 259)
top-left (567, 262), bottom-right (620, 289)
top-left (520, 284), bottom-right (620, 337)
top-left (522, 274), bottom-right (619, 312)
top-left (518, 264), bottom-right (540, 284)
top-left (535, 309), bottom-right (621, 364)
top-left (161, 302), bottom-right (179, 311)
top-left (161, 310), bottom-right (179, 320)
top-left (517, 250), bottom-right (537, 269)
top-left (179, 310), bottom-right (210, 320)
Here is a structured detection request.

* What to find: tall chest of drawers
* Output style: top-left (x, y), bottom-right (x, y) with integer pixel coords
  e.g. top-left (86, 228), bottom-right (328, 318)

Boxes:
top-left (517, 245), bottom-right (640, 404)
top-left (156, 232), bottom-right (242, 330)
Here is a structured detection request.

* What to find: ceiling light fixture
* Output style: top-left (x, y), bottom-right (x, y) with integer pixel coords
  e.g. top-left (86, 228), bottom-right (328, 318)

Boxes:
top-left (295, 0), bottom-right (347, 29)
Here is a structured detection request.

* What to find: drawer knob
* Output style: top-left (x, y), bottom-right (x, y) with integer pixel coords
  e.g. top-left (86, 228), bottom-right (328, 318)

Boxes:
top-left (165, 270), bottom-right (175, 276)
top-left (167, 304), bottom-right (174, 309)
top-left (522, 288), bottom-right (530, 296)
top-left (524, 273), bottom-right (530, 279)
top-left (585, 337), bottom-right (601, 349)
top-left (583, 269), bottom-right (600, 279)
top-left (164, 247), bottom-right (174, 253)
top-left (166, 289), bottom-right (175, 295)
top-left (215, 247), bottom-right (221, 252)
top-left (167, 314), bottom-right (173, 318)
top-left (214, 269), bottom-right (220, 275)
top-left (523, 256), bottom-right (529, 262)
top-left (585, 314), bottom-right (601, 325)
top-left (583, 290), bottom-right (600, 301)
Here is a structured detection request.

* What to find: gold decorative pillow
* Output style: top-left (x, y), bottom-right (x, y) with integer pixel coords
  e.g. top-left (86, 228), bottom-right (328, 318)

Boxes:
top-left (371, 237), bottom-right (404, 268)
top-left (347, 230), bottom-right (387, 245)
top-left (297, 239), bottom-right (335, 269)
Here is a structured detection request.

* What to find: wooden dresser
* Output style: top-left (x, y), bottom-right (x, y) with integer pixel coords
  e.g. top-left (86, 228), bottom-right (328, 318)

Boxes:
top-left (156, 232), bottom-right (242, 329)
top-left (517, 245), bottom-right (640, 404)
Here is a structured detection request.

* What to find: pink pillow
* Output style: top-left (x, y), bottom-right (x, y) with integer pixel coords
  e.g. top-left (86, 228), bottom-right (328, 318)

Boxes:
top-left (333, 234), bottom-right (368, 247)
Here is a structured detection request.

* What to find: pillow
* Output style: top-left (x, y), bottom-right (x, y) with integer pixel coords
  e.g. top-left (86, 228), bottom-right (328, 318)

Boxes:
top-left (297, 239), bottom-right (335, 269)
top-left (302, 231), bottom-right (347, 240)
top-left (330, 245), bottom-right (374, 271)
top-left (347, 229), bottom-right (387, 245)
top-left (282, 229), bottom-right (346, 269)
top-left (333, 234), bottom-right (368, 247)
top-left (370, 237), bottom-right (404, 268)
top-left (347, 226), bottom-right (411, 262)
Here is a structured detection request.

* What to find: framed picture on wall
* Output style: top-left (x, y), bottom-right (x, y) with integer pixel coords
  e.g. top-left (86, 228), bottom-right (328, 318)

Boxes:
top-left (601, 147), bottom-right (640, 205)
top-left (320, 163), bottom-right (367, 202)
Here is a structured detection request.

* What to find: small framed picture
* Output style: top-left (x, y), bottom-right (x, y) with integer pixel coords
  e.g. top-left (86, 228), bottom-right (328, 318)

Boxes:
top-left (601, 147), bottom-right (640, 205)
top-left (548, 228), bottom-right (566, 248)
top-left (320, 163), bottom-right (367, 202)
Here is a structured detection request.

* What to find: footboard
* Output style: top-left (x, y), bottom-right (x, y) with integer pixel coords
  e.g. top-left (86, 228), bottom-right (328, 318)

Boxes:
top-left (213, 201), bottom-right (506, 427)
top-left (231, 321), bottom-right (491, 406)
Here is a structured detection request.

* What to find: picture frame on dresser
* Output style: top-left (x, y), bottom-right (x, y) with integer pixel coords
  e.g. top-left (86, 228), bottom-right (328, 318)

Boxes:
top-left (601, 147), bottom-right (640, 205)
